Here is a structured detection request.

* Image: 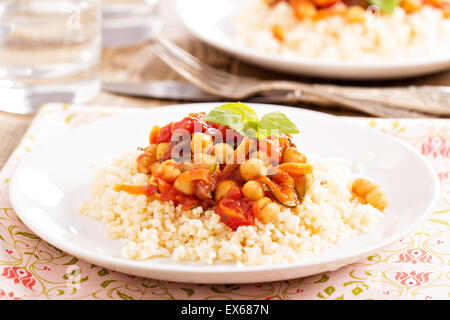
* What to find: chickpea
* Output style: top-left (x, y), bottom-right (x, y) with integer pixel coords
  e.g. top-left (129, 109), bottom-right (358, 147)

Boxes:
top-left (260, 203), bottom-right (280, 223)
top-left (254, 198), bottom-right (280, 224)
top-left (352, 178), bottom-right (389, 212)
top-left (249, 151), bottom-right (271, 165)
top-left (214, 180), bottom-right (238, 202)
top-left (193, 153), bottom-right (217, 171)
top-left (148, 175), bottom-right (158, 186)
top-left (156, 142), bottom-right (170, 161)
top-left (282, 147), bottom-right (307, 164)
top-left (345, 6), bottom-right (366, 23)
top-left (444, 5), bottom-right (450, 19)
top-left (149, 162), bottom-right (160, 175)
top-left (174, 173), bottom-right (195, 196)
top-left (212, 143), bottom-right (234, 164)
top-left (191, 132), bottom-right (213, 154)
top-left (239, 158), bottom-right (268, 181)
top-left (291, 0), bottom-right (317, 20)
top-left (155, 159), bottom-right (182, 183)
top-left (137, 153), bottom-right (154, 174)
top-left (366, 188), bottom-right (389, 212)
top-left (242, 180), bottom-right (265, 201)
top-left (143, 144), bottom-right (158, 161)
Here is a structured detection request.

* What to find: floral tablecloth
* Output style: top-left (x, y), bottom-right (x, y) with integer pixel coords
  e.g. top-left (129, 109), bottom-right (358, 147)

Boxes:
top-left (0, 104), bottom-right (448, 300)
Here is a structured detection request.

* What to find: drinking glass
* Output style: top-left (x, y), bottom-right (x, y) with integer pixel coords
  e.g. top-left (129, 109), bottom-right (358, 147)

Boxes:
top-left (0, 0), bottom-right (101, 114)
top-left (102, 0), bottom-right (162, 47)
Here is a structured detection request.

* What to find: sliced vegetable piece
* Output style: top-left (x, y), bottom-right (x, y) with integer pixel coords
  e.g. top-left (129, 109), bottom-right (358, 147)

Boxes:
top-left (178, 169), bottom-right (212, 183)
top-left (194, 180), bottom-right (213, 200)
top-left (294, 175), bottom-right (308, 204)
top-left (258, 175), bottom-right (297, 208)
top-left (278, 163), bottom-right (313, 176)
top-left (114, 184), bottom-right (159, 197)
top-left (210, 161), bottom-right (218, 174)
top-left (149, 125), bottom-right (160, 144)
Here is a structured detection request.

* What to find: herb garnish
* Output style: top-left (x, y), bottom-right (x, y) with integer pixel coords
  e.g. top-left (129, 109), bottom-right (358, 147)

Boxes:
top-left (368, 0), bottom-right (401, 14)
top-left (204, 102), bottom-right (299, 139)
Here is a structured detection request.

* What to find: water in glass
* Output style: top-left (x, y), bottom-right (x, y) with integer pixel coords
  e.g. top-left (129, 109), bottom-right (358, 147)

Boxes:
top-left (0, 0), bottom-right (101, 114)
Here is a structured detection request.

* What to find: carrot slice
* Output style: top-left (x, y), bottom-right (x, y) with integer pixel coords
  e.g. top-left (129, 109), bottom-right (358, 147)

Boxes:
top-left (149, 125), bottom-right (160, 144)
top-left (114, 184), bottom-right (158, 197)
top-left (279, 163), bottom-right (313, 175)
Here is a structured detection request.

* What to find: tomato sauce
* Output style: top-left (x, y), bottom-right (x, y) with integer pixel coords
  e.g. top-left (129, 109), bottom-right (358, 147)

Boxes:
top-left (155, 112), bottom-right (243, 146)
top-left (215, 186), bottom-right (254, 231)
top-left (157, 178), bottom-right (200, 210)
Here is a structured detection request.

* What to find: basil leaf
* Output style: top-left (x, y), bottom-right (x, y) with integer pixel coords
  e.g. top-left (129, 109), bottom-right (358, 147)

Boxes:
top-left (258, 111), bottom-right (299, 137)
top-left (204, 102), bottom-right (258, 135)
top-left (368, 0), bottom-right (400, 14)
top-left (205, 103), bottom-right (300, 139)
top-left (219, 102), bottom-right (258, 122)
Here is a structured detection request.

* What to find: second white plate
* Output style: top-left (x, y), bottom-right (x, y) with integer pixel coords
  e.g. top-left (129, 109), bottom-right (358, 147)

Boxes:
top-left (176, 0), bottom-right (450, 80)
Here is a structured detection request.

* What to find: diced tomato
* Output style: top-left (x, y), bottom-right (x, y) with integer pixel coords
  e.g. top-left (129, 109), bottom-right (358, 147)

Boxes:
top-left (172, 114), bottom-right (210, 134)
top-left (157, 178), bottom-right (199, 210)
top-left (215, 187), bottom-right (254, 231)
top-left (156, 178), bottom-right (172, 193)
top-left (157, 113), bottom-right (212, 144)
top-left (156, 124), bottom-right (172, 143)
top-left (172, 117), bottom-right (195, 133)
top-left (176, 194), bottom-right (200, 210)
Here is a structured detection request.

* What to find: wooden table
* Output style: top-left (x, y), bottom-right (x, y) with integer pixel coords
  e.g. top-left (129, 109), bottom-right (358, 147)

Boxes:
top-left (1, 0), bottom-right (450, 169)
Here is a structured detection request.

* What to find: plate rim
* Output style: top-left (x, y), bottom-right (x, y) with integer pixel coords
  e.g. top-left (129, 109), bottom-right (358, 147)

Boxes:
top-left (8, 102), bottom-right (441, 278)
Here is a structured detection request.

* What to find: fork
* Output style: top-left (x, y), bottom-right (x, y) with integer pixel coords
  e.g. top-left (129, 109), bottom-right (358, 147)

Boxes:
top-left (148, 37), bottom-right (450, 118)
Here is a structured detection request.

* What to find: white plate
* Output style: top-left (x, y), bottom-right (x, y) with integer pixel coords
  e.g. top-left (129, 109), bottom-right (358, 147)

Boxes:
top-left (9, 103), bottom-right (439, 284)
top-left (175, 0), bottom-right (450, 80)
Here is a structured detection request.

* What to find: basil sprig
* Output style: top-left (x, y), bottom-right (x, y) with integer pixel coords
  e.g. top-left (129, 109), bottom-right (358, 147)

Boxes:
top-left (368, 0), bottom-right (401, 14)
top-left (204, 102), bottom-right (299, 139)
